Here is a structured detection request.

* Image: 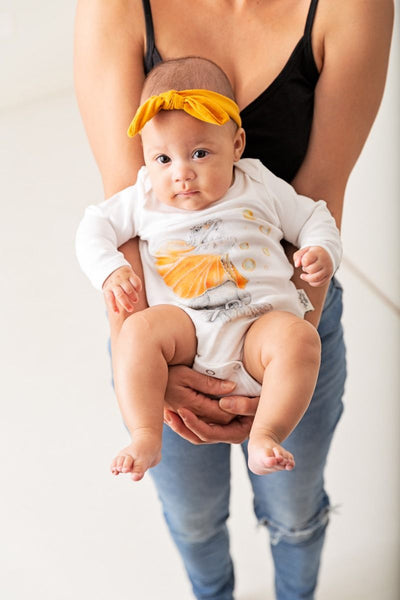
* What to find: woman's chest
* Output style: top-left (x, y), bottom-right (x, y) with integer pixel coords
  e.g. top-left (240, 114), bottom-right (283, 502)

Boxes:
top-left (147, 0), bottom-right (323, 109)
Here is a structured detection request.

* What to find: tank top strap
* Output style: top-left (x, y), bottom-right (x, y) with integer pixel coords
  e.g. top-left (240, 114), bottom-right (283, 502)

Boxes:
top-left (304, 0), bottom-right (319, 38)
top-left (302, 0), bottom-right (320, 78)
top-left (142, 0), bottom-right (162, 74)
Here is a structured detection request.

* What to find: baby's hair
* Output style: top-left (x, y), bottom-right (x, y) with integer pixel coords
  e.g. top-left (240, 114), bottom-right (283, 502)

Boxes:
top-left (141, 56), bottom-right (236, 102)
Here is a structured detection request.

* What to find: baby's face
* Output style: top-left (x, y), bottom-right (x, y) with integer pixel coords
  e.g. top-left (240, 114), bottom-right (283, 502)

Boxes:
top-left (141, 110), bottom-right (245, 210)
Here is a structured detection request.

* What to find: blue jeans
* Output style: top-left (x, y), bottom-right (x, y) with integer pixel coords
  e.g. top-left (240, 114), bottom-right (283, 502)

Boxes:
top-left (150, 279), bottom-right (346, 600)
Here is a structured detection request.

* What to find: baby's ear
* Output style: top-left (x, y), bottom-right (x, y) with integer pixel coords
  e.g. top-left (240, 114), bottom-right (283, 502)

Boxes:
top-left (233, 127), bottom-right (246, 161)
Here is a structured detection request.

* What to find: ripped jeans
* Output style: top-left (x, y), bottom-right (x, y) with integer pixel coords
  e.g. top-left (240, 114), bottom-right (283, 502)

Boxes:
top-left (150, 279), bottom-right (346, 600)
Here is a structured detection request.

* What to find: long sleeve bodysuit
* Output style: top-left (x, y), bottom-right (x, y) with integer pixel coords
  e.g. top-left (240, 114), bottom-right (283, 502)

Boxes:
top-left (76, 159), bottom-right (342, 395)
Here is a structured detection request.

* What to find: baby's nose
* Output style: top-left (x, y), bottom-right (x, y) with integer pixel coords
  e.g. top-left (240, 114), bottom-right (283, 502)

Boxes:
top-left (173, 163), bottom-right (195, 182)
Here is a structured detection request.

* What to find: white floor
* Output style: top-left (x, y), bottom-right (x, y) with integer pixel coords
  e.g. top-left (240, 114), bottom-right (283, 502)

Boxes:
top-left (1, 92), bottom-right (399, 600)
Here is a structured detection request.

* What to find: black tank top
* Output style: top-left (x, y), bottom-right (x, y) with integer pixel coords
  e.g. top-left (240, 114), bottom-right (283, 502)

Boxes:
top-left (142, 0), bottom-right (320, 183)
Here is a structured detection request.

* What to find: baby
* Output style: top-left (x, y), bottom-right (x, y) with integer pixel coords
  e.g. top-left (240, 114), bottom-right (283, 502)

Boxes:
top-left (76, 57), bottom-right (342, 481)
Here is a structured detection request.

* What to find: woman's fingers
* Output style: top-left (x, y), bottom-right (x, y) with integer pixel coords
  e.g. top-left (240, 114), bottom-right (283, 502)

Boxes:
top-left (179, 366), bottom-right (237, 397)
top-left (177, 408), bottom-right (253, 444)
top-left (191, 397), bottom-right (235, 423)
top-left (219, 395), bottom-right (260, 416)
top-left (165, 365), bottom-right (237, 424)
top-left (167, 391), bottom-right (234, 424)
top-left (164, 409), bottom-right (205, 445)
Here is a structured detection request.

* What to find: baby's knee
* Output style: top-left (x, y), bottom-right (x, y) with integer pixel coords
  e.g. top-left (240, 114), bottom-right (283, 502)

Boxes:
top-left (119, 305), bottom-right (196, 362)
top-left (118, 309), bottom-right (166, 351)
top-left (294, 320), bottom-right (320, 350)
top-left (120, 309), bottom-right (154, 338)
top-left (120, 304), bottom-right (172, 334)
top-left (285, 319), bottom-right (321, 363)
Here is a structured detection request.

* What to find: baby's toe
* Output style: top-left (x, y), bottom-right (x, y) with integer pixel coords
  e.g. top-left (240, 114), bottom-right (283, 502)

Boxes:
top-left (111, 454), bottom-right (127, 475)
top-left (273, 447), bottom-right (292, 459)
top-left (121, 455), bottom-right (134, 473)
top-left (116, 455), bottom-right (126, 472)
top-left (273, 447), bottom-right (295, 469)
top-left (131, 458), bottom-right (149, 481)
top-left (285, 457), bottom-right (295, 470)
top-left (110, 456), bottom-right (120, 475)
top-left (263, 448), bottom-right (279, 465)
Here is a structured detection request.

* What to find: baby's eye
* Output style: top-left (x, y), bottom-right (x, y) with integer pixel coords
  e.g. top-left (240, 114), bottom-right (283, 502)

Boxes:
top-left (192, 149), bottom-right (209, 159)
top-left (156, 154), bottom-right (171, 164)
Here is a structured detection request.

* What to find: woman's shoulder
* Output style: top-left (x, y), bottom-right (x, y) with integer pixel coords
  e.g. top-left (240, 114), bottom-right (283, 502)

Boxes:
top-left (317, 0), bottom-right (394, 49)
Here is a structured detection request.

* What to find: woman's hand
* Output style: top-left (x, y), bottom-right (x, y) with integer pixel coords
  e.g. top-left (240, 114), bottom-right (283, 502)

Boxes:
top-left (165, 365), bottom-right (237, 424)
top-left (164, 365), bottom-right (259, 444)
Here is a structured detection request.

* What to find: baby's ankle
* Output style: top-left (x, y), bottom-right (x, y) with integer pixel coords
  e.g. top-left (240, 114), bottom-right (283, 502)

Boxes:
top-left (130, 426), bottom-right (162, 441)
top-left (249, 427), bottom-right (281, 446)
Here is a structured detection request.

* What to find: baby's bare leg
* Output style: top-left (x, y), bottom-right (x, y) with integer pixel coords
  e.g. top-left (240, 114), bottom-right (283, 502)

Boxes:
top-left (111, 304), bottom-right (197, 481)
top-left (243, 311), bottom-right (321, 475)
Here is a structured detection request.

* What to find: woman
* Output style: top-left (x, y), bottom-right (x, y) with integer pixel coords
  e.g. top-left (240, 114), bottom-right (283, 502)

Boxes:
top-left (74, 1), bottom-right (393, 598)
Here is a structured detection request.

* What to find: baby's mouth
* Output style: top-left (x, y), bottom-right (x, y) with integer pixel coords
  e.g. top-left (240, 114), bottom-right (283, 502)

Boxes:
top-left (175, 190), bottom-right (199, 196)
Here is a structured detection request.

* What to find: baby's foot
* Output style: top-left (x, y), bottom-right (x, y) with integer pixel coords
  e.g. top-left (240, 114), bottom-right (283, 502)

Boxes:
top-left (110, 428), bottom-right (162, 481)
top-left (248, 435), bottom-right (295, 476)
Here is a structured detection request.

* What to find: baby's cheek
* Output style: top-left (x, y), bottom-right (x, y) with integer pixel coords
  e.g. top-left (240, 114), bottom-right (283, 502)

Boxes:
top-left (210, 170), bottom-right (232, 199)
top-left (154, 183), bottom-right (173, 206)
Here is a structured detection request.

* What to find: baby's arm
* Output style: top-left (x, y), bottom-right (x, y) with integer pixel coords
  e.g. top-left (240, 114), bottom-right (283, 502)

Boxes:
top-left (76, 183), bottom-right (142, 291)
top-left (260, 167), bottom-right (342, 278)
top-left (102, 266), bottom-right (142, 313)
top-left (293, 246), bottom-right (333, 287)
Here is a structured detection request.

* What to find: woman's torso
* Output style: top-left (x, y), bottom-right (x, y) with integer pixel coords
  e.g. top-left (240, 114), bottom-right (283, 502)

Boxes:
top-left (140, 0), bottom-right (322, 182)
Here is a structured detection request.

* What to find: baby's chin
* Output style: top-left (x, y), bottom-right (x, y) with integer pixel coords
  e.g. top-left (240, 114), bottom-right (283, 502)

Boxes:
top-left (162, 193), bottom-right (221, 211)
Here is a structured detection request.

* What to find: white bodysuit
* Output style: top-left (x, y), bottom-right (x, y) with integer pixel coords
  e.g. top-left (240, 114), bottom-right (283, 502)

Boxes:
top-left (76, 159), bottom-right (342, 395)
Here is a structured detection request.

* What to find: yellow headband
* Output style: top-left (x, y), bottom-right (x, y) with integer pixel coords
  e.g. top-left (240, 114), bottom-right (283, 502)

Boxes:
top-left (127, 89), bottom-right (242, 137)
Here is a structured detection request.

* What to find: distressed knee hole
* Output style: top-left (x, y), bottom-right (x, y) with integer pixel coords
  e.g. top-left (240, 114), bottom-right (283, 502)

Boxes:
top-left (258, 504), bottom-right (334, 546)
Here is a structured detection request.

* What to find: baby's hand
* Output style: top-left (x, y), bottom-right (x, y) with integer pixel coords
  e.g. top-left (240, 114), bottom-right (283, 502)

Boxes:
top-left (293, 246), bottom-right (333, 287)
top-left (102, 266), bottom-right (142, 313)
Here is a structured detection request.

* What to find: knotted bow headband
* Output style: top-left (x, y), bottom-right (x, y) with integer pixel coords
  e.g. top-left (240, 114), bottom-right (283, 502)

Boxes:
top-left (127, 89), bottom-right (242, 137)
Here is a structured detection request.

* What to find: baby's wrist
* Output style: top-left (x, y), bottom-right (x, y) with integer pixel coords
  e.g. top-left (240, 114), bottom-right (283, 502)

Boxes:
top-left (103, 265), bottom-right (134, 286)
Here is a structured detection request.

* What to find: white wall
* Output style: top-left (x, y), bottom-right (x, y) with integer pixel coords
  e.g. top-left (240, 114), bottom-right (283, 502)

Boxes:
top-left (0, 1), bottom-right (74, 110)
top-left (342, 5), bottom-right (400, 307)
